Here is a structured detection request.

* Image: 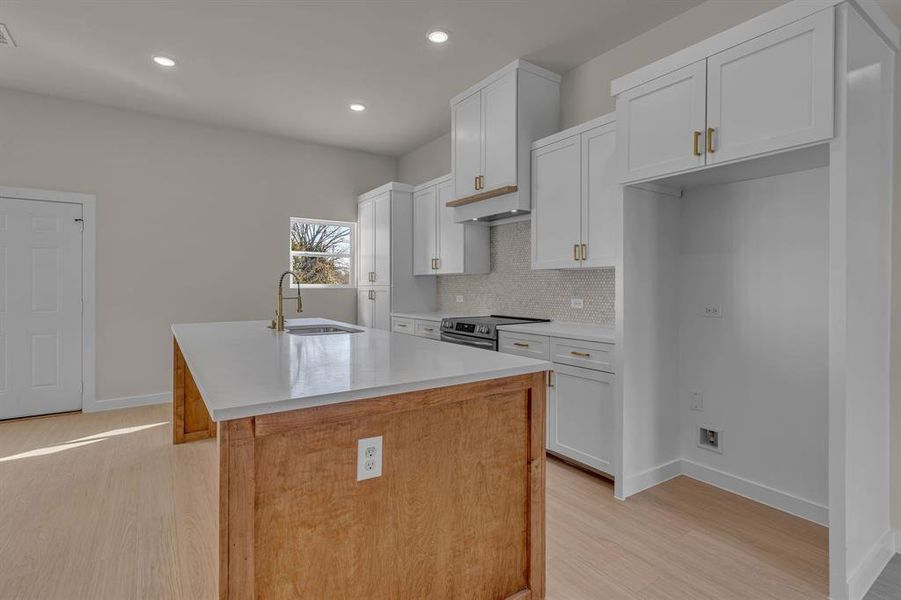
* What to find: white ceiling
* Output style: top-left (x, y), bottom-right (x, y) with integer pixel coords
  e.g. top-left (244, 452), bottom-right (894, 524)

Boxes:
top-left (0, 0), bottom-right (705, 156)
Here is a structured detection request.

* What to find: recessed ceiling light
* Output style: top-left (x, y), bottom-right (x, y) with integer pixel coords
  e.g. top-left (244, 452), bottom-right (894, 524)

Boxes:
top-left (152, 55), bottom-right (176, 68)
top-left (510, 209), bottom-right (518, 213)
top-left (471, 218), bottom-right (478, 221)
top-left (427, 30), bottom-right (449, 44)
top-left (349, 103), bottom-right (366, 112)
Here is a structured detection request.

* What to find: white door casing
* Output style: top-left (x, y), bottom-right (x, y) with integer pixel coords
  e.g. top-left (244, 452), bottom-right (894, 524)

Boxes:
top-left (0, 197), bottom-right (83, 419)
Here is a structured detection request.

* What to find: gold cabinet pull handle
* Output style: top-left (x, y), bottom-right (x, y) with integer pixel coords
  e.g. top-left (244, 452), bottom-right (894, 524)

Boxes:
top-left (580, 243), bottom-right (587, 261)
top-left (692, 131), bottom-right (702, 156)
top-left (513, 342), bottom-right (530, 348)
top-left (573, 244), bottom-right (580, 261)
top-left (423, 327), bottom-right (434, 332)
top-left (474, 175), bottom-right (480, 191)
top-left (397, 323), bottom-right (407, 328)
top-left (368, 290), bottom-right (375, 300)
top-left (707, 127), bottom-right (715, 153)
top-left (570, 351), bottom-right (591, 358)
top-left (435, 257), bottom-right (440, 270)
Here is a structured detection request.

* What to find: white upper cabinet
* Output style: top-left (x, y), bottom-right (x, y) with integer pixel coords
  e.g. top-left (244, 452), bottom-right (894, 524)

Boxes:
top-left (372, 191), bottom-right (391, 286)
top-left (412, 175), bottom-right (489, 275)
top-left (581, 122), bottom-right (620, 268)
top-left (452, 91), bottom-right (483, 201)
top-left (412, 185), bottom-right (437, 276)
top-left (706, 10), bottom-right (834, 165)
top-left (357, 197), bottom-right (375, 286)
top-left (614, 8), bottom-right (836, 184)
top-left (531, 115), bottom-right (620, 270)
top-left (481, 71), bottom-right (518, 191)
top-left (617, 61), bottom-right (707, 184)
top-left (532, 136), bottom-right (582, 269)
top-left (449, 60), bottom-right (560, 221)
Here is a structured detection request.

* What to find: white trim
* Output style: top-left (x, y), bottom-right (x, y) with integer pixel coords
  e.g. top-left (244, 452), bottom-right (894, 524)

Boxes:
top-left (846, 528), bottom-right (896, 600)
top-left (412, 173), bottom-right (452, 192)
top-left (611, 1), bottom-right (898, 97)
top-left (289, 217), bottom-right (356, 289)
top-left (621, 458), bottom-right (682, 498)
top-left (0, 186), bottom-right (97, 414)
top-left (531, 112), bottom-right (616, 150)
top-left (357, 181), bottom-right (411, 201)
top-left (451, 59), bottom-right (561, 106)
top-left (681, 459), bottom-right (829, 526)
top-left (84, 392), bottom-right (170, 413)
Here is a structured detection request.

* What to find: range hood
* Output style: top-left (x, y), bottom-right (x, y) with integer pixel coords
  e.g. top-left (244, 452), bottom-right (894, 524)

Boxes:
top-left (448, 185), bottom-right (530, 222)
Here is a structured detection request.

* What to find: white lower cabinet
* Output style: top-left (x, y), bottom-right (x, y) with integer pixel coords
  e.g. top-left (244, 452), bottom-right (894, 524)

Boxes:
top-left (548, 364), bottom-right (614, 475)
top-left (499, 330), bottom-right (615, 475)
top-left (358, 287), bottom-right (390, 330)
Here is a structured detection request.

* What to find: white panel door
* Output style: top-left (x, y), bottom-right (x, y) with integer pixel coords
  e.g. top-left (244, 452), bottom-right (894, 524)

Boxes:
top-left (372, 192), bottom-right (391, 286)
top-left (0, 197), bottom-right (83, 419)
top-left (706, 9), bottom-right (834, 165)
top-left (357, 198), bottom-right (375, 286)
top-left (617, 60), bottom-right (707, 183)
top-left (481, 70), bottom-right (518, 191)
top-left (372, 288), bottom-right (391, 331)
top-left (357, 288), bottom-right (373, 328)
top-left (581, 123), bottom-right (620, 268)
top-left (436, 178), bottom-right (464, 274)
top-left (548, 364), bottom-right (614, 474)
top-left (412, 186), bottom-right (437, 276)
top-left (531, 136), bottom-right (582, 270)
top-left (452, 90), bottom-right (483, 199)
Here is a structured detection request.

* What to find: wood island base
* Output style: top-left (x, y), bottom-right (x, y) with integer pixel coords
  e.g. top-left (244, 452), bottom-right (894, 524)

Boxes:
top-left (173, 339), bottom-right (547, 600)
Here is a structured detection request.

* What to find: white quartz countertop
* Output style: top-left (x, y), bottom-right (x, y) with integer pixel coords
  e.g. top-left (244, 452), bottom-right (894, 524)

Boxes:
top-left (172, 318), bottom-right (551, 421)
top-left (496, 321), bottom-right (616, 344)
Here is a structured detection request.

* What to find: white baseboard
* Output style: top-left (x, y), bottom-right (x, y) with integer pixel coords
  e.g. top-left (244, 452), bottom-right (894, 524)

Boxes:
top-left (83, 392), bottom-right (170, 413)
top-left (847, 528), bottom-right (896, 600)
top-left (895, 529), bottom-right (901, 554)
top-left (621, 458), bottom-right (682, 498)
top-left (681, 459), bottom-right (828, 526)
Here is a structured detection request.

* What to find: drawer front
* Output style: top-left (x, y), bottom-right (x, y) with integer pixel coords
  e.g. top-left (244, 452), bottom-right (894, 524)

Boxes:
top-left (391, 317), bottom-right (415, 335)
top-left (498, 332), bottom-right (550, 360)
top-left (550, 337), bottom-right (614, 372)
top-left (414, 319), bottom-right (441, 340)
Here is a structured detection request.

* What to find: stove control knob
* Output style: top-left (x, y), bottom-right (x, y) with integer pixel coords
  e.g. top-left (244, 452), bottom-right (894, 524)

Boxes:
top-left (479, 325), bottom-right (490, 334)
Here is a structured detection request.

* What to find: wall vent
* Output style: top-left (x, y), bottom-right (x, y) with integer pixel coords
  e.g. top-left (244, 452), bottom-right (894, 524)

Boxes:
top-left (0, 24), bottom-right (16, 48)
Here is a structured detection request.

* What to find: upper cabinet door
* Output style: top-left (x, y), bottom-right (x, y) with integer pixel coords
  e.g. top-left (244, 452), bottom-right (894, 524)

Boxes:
top-left (436, 179), bottom-right (465, 274)
top-left (412, 186), bottom-right (437, 276)
top-left (452, 91), bottom-right (483, 199)
top-left (372, 192), bottom-right (391, 286)
top-left (706, 10), bottom-right (834, 166)
top-left (357, 198), bottom-right (375, 286)
top-left (481, 70), bottom-right (518, 191)
top-left (617, 60), bottom-right (707, 184)
top-left (581, 123), bottom-right (620, 268)
top-left (531, 136), bottom-right (582, 270)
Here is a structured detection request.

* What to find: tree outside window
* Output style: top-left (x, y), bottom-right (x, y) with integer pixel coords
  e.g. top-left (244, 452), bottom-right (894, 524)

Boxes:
top-left (290, 218), bottom-right (355, 287)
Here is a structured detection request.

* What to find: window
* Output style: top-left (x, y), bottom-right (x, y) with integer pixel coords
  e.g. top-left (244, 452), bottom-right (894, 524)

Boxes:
top-left (289, 218), bottom-right (355, 287)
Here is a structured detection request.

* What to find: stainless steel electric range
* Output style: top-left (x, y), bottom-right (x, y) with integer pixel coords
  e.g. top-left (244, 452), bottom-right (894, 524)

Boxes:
top-left (439, 315), bottom-right (550, 351)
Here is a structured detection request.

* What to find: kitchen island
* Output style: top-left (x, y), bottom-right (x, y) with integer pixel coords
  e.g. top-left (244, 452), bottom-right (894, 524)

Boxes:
top-left (171, 318), bottom-right (551, 600)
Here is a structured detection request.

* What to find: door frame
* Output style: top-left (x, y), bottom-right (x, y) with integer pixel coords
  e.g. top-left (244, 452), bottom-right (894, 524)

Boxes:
top-left (0, 186), bottom-right (96, 413)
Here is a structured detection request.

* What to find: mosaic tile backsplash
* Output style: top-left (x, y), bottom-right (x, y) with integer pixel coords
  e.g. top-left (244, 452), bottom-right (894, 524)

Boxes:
top-left (436, 221), bottom-right (615, 325)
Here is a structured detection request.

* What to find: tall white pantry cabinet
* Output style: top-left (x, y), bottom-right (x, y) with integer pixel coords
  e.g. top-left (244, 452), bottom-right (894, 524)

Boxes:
top-left (610, 2), bottom-right (897, 599)
top-left (357, 182), bottom-right (435, 330)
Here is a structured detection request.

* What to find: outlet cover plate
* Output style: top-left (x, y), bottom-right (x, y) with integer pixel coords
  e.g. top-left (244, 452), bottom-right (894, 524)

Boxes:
top-left (570, 298), bottom-right (584, 309)
top-left (702, 305), bottom-right (723, 318)
top-left (689, 391), bottom-right (703, 411)
top-left (357, 436), bottom-right (383, 481)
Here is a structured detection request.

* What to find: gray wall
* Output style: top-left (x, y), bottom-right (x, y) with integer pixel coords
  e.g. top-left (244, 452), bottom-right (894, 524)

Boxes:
top-left (397, 132), bottom-right (451, 186)
top-left (0, 87), bottom-right (396, 402)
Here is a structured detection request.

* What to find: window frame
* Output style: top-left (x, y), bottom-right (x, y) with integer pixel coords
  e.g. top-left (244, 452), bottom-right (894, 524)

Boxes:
top-left (289, 217), bottom-right (356, 289)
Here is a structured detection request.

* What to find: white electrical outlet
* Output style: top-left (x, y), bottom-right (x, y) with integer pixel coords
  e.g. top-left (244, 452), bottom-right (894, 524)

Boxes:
top-left (455, 295), bottom-right (464, 304)
top-left (570, 298), bottom-right (584, 309)
top-left (702, 304), bottom-right (723, 318)
top-left (689, 391), bottom-right (703, 411)
top-left (357, 436), bottom-right (383, 481)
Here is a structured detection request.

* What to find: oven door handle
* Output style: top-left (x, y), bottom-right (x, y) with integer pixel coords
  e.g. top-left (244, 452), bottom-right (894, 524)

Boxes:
top-left (440, 331), bottom-right (496, 350)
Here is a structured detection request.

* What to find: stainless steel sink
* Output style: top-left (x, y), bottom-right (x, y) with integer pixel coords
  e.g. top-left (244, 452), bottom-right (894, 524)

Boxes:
top-left (286, 325), bottom-right (364, 336)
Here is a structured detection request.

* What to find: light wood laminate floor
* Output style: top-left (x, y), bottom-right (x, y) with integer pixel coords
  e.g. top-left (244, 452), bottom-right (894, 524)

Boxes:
top-left (0, 404), bottom-right (828, 599)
